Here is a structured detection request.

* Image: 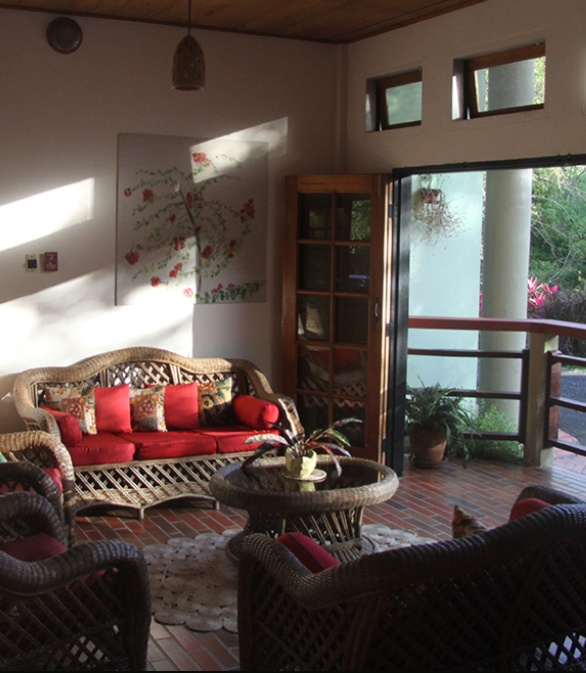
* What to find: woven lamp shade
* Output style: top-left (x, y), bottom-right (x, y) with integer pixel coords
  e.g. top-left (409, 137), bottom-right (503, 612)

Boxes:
top-left (172, 35), bottom-right (206, 90)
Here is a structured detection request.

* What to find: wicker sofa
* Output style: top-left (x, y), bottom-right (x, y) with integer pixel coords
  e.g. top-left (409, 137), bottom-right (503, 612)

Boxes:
top-left (11, 347), bottom-right (299, 518)
top-left (238, 484), bottom-right (586, 671)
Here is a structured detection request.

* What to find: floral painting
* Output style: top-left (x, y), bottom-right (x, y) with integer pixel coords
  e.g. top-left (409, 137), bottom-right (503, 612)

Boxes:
top-left (116, 133), bottom-right (268, 305)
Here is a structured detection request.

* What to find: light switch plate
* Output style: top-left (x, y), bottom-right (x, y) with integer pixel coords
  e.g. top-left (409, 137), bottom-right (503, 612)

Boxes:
top-left (25, 254), bottom-right (38, 272)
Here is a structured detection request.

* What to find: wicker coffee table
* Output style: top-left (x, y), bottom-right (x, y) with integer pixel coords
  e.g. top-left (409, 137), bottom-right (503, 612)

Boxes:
top-left (209, 455), bottom-right (399, 562)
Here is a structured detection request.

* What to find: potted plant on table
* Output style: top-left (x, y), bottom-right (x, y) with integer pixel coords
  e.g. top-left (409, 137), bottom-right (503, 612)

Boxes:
top-left (405, 383), bottom-right (477, 468)
top-left (242, 417), bottom-right (362, 480)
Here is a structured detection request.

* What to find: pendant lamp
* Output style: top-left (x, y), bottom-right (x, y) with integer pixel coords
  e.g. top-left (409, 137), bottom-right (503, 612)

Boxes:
top-left (172, 0), bottom-right (206, 90)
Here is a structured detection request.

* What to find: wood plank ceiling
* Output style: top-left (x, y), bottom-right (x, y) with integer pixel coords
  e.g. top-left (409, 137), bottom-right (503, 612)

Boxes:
top-left (0, 0), bottom-right (489, 43)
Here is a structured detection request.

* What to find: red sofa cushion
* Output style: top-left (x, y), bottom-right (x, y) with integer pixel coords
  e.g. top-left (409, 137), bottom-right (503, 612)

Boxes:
top-left (163, 383), bottom-right (200, 430)
top-left (41, 407), bottom-right (82, 447)
top-left (509, 497), bottom-right (551, 522)
top-left (198, 426), bottom-right (277, 454)
top-left (118, 431), bottom-right (216, 460)
top-left (277, 532), bottom-right (340, 572)
top-left (94, 385), bottom-right (132, 433)
top-left (68, 433), bottom-right (136, 466)
top-left (233, 395), bottom-right (280, 430)
top-left (1, 532), bottom-right (67, 561)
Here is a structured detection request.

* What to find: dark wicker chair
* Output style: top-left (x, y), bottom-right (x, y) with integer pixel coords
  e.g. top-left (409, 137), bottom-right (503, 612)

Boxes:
top-left (0, 432), bottom-right (77, 545)
top-left (0, 471), bottom-right (151, 671)
top-left (238, 485), bottom-right (586, 671)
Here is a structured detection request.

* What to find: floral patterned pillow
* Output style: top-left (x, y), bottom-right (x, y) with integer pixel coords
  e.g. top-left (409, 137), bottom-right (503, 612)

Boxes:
top-left (199, 378), bottom-right (235, 427)
top-left (43, 385), bottom-right (97, 435)
top-left (130, 387), bottom-right (167, 432)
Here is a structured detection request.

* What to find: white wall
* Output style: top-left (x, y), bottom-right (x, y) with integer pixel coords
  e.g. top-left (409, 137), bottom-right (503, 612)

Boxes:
top-left (345, 0), bottom-right (586, 171)
top-left (0, 10), bottom-right (339, 432)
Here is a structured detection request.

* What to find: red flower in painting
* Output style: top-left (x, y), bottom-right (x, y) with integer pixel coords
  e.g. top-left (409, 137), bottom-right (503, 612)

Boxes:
top-left (229, 239), bottom-right (237, 248)
top-left (169, 268), bottom-right (178, 278)
top-left (240, 198), bottom-right (255, 222)
top-left (192, 152), bottom-right (211, 165)
top-left (173, 236), bottom-right (185, 251)
top-left (151, 277), bottom-right (161, 287)
top-left (124, 188), bottom-right (132, 197)
top-left (170, 213), bottom-right (176, 223)
top-left (143, 188), bottom-right (154, 202)
top-left (201, 245), bottom-right (213, 259)
top-left (183, 288), bottom-right (194, 298)
top-left (125, 251), bottom-right (139, 265)
top-left (175, 262), bottom-right (183, 270)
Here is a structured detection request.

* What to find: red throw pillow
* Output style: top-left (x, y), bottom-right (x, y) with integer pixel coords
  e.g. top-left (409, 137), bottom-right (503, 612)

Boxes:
top-left (233, 395), bottom-right (280, 430)
top-left (42, 407), bottom-right (82, 447)
top-left (164, 383), bottom-right (199, 430)
top-left (509, 497), bottom-right (551, 522)
top-left (94, 385), bottom-right (132, 433)
top-left (277, 532), bottom-right (340, 573)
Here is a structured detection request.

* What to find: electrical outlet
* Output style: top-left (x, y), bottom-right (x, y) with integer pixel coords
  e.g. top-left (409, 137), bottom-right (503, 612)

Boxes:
top-left (25, 254), bottom-right (38, 272)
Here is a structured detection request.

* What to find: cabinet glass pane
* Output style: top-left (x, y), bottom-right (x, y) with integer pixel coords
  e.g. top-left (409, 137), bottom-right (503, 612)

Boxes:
top-left (335, 245), bottom-right (370, 292)
top-left (299, 245), bottom-right (331, 291)
top-left (336, 194), bottom-right (371, 242)
top-left (299, 194), bottom-right (332, 240)
top-left (335, 297), bottom-right (368, 344)
top-left (333, 348), bottom-right (367, 397)
top-left (298, 295), bottom-right (330, 341)
top-left (297, 394), bottom-right (329, 433)
top-left (298, 346), bottom-right (329, 392)
top-left (333, 399), bottom-right (365, 448)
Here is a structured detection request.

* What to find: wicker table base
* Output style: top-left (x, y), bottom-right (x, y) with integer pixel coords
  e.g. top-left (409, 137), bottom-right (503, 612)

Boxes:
top-left (209, 455), bottom-right (399, 563)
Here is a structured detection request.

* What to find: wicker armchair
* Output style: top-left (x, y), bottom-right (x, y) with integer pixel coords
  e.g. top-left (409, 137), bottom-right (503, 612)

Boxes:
top-left (0, 487), bottom-right (151, 670)
top-left (238, 485), bottom-right (586, 671)
top-left (0, 432), bottom-right (77, 545)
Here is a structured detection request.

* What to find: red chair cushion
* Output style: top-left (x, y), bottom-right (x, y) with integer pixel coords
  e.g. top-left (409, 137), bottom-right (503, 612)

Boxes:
top-left (68, 434), bottom-right (136, 466)
top-left (43, 467), bottom-right (63, 495)
top-left (233, 395), bottom-right (280, 430)
top-left (277, 532), bottom-right (340, 572)
top-left (509, 497), bottom-right (551, 522)
top-left (94, 385), bottom-right (132, 433)
top-left (1, 532), bottom-right (67, 561)
top-left (41, 407), bottom-right (82, 447)
top-left (118, 431), bottom-right (216, 459)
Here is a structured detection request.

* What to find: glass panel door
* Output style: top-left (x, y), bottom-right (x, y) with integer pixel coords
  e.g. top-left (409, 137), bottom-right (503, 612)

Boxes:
top-left (283, 175), bottom-right (391, 462)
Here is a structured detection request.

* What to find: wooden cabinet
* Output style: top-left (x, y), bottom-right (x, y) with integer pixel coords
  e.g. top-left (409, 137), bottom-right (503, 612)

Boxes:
top-left (282, 175), bottom-right (392, 462)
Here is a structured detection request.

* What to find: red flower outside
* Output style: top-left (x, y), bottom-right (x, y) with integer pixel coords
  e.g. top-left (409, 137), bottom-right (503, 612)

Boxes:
top-left (183, 288), bottom-right (194, 298)
top-left (201, 245), bottom-right (213, 259)
top-left (151, 277), bottom-right (161, 287)
top-left (169, 269), bottom-right (178, 278)
top-left (124, 188), bottom-right (132, 197)
top-left (143, 188), bottom-right (154, 202)
top-left (229, 239), bottom-right (237, 248)
top-left (125, 251), bottom-right (139, 265)
top-left (173, 236), bottom-right (185, 251)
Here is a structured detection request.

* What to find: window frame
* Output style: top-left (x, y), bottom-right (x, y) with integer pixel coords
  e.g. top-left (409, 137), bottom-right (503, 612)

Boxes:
top-left (463, 42), bottom-right (545, 119)
top-left (376, 68), bottom-right (423, 130)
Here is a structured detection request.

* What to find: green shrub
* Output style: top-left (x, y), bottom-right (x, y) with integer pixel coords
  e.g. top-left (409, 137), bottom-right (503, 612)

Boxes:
top-left (540, 287), bottom-right (586, 358)
top-left (466, 404), bottom-right (524, 463)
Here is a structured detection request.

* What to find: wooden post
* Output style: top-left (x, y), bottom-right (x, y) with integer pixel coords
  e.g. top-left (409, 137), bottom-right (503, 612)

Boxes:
top-left (524, 332), bottom-right (559, 466)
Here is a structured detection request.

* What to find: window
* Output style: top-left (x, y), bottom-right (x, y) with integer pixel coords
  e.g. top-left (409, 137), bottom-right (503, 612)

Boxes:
top-left (454, 42), bottom-right (545, 119)
top-left (368, 69), bottom-right (422, 131)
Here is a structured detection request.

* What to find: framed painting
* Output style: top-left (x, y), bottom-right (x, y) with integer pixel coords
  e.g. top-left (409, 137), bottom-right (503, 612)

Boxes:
top-left (116, 133), bottom-right (268, 305)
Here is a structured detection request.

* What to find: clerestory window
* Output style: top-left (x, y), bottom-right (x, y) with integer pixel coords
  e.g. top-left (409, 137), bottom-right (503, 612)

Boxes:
top-left (453, 42), bottom-right (545, 120)
top-left (368, 68), bottom-right (422, 131)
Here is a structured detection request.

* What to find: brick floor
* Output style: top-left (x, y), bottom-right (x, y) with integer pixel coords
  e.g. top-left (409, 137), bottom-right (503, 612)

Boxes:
top-left (75, 452), bottom-right (586, 671)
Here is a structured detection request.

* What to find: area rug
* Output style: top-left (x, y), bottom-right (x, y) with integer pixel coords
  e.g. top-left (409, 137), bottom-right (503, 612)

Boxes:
top-left (144, 524), bottom-right (436, 633)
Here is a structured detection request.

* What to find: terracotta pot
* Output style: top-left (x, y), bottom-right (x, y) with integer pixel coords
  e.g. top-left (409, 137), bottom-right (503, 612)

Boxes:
top-left (409, 429), bottom-right (447, 469)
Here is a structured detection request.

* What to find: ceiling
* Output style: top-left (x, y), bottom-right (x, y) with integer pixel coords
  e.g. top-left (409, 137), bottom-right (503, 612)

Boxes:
top-left (0, 0), bottom-right (489, 44)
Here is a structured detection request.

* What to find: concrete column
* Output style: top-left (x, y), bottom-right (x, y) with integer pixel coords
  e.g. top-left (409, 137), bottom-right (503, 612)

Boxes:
top-left (479, 60), bottom-right (535, 421)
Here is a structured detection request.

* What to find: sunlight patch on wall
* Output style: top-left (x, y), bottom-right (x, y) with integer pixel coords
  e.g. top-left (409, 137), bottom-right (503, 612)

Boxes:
top-left (0, 179), bottom-right (95, 251)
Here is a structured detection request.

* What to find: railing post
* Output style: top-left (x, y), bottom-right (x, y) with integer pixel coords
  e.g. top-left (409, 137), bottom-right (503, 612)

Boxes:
top-left (524, 331), bottom-right (559, 466)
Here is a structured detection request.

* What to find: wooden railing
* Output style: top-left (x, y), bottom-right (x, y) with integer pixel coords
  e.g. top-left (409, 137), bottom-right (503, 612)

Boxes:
top-left (408, 316), bottom-right (586, 467)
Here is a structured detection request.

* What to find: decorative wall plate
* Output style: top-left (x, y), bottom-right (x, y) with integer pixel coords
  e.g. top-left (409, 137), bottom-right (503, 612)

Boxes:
top-left (47, 17), bottom-right (83, 54)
